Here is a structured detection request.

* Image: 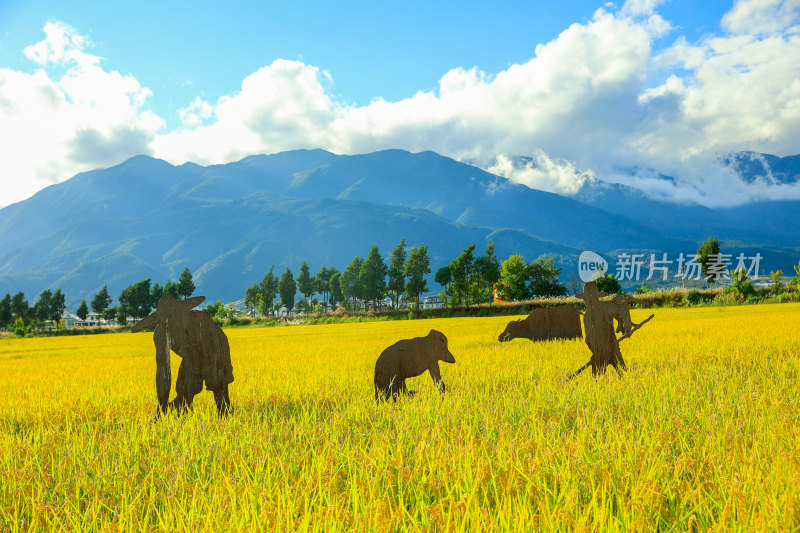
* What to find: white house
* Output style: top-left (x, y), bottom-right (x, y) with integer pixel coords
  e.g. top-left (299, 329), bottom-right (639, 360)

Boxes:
top-left (420, 296), bottom-right (443, 310)
top-left (60, 311), bottom-right (84, 329)
top-left (59, 311), bottom-right (120, 329)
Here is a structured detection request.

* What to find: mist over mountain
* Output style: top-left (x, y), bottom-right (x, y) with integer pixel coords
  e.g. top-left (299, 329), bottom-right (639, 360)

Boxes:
top-left (1, 149), bottom-right (797, 309)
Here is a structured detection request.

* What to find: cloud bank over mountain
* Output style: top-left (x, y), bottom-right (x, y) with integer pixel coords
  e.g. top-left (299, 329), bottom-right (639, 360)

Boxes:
top-left (1, 0), bottom-right (799, 207)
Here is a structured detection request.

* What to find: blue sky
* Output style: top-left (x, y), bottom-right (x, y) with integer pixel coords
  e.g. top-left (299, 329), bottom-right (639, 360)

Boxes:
top-left (1, 0), bottom-right (799, 208)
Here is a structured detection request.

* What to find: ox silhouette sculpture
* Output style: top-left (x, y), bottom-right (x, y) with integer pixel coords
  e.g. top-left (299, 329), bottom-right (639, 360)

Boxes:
top-left (374, 330), bottom-right (456, 401)
top-left (131, 295), bottom-right (234, 417)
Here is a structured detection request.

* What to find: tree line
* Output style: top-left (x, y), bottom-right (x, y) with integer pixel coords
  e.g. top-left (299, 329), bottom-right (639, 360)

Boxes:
top-left (0, 267), bottom-right (196, 333)
top-left (240, 239), bottom-right (575, 317)
top-left (242, 240), bottom-right (433, 316)
top-left (0, 289), bottom-right (66, 334)
top-left (3, 237), bottom-right (654, 333)
top-left (434, 243), bottom-right (570, 306)
top-left (100, 267), bottom-right (197, 325)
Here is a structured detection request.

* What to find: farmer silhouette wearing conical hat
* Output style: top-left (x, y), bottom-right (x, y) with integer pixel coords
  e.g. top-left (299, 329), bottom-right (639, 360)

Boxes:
top-left (131, 295), bottom-right (234, 417)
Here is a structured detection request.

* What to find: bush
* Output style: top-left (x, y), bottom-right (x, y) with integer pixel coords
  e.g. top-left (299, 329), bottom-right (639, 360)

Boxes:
top-left (776, 292), bottom-right (798, 303)
top-left (635, 283), bottom-right (654, 294)
top-left (730, 268), bottom-right (756, 299)
top-left (14, 327), bottom-right (25, 338)
top-left (684, 289), bottom-right (704, 306)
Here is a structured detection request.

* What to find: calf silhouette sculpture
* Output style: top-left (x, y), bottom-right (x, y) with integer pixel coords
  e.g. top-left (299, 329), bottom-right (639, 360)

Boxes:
top-left (131, 295), bottom-right (234, 416)
top-left (498, 305), bottom-right (583, 342)
top-left (602, 294), bottom-right (640, 335)
top-left (374, 330), bottom-right (456, 401)
top-left (569, 281), bottom-right (653, 379)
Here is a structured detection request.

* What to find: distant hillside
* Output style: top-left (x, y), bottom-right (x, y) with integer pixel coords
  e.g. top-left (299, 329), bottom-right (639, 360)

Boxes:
top-left (0, 149), bottom-right (797, 309)
top-left (720, 151), bottom-right (800, 185)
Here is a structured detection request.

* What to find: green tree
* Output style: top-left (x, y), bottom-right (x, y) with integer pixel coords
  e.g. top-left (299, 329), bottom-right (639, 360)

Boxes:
top-left (450, 244), bottom-right (476, 305)
top-left (695, 237), bottom-right (721, 287)
top-left (91, 285), bottom-right (112, 314)
top-left (102, 307), bottom-right (118, 322)
top-left (204, 300), bottom-right (225, 318)
top-left (330, 271), bottom-right (344, 308)
top-left (770, 270), bottom-right (783, 294)
top-left (594, 272), bottom-right (622, 294)
top-left (404, 244), bottom-right (431, 309)
top-left (35, 289), bottom-right (53, 323)
top-left (11, 292), bottom-right (28, 325)
top-left (164, 279), bottom-right (180, 298)
top-left (0, 294), bottom-right (11, 331)
top-left (360, 245), bottom-right (387, 309)
top-left (434, 266), bottom-right (453, 307)
top-left (279, 268), bottom-right (296, 314)
top-left (343, 256), bottom-right (364, 310)
top-left (314, 266), bottom-right (336, 308)
top-left (178, 267), bottom-right (195, 299)
top-left (498, 255), bottom-right (531, 301)
top-left (528, 257), bottom-right (568, 298)
top-left (259, 266), bottom-right (280, 316)
top-left (150, 281), bottom-right (164, 309)
top-left (76, 299), bottom-right (89, 321)
top-left (387, 239), bottom-right (407, 309)
top-left (51, 289), bottom-right (67, 327)
top-left (116, 306), bottom-right (128, 326)
top-left (245, 282), bottom-right (260, 316)
top-left (474, 241), bottom-right (501, 303)
top-left (297, 262), bottom-right (314, 311)
top-left (792, 260), bottom-right (800, 288)
top-left (119, 279), bottom-right (152, 320)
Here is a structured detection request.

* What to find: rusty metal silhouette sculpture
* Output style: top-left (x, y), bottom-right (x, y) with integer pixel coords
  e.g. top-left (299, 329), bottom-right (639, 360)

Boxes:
top-left (374, 329), bottom-right (456, 401)
top-left (569, 281), bottom-right (653, 379)
top-left (131, 295), bottom-right (234, 416)
top-left (498, 305), bottom-right (583, 343)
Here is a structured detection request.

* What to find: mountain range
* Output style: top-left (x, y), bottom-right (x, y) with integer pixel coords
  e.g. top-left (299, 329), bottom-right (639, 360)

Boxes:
top-left (0, 149), bottom-right (797, 309)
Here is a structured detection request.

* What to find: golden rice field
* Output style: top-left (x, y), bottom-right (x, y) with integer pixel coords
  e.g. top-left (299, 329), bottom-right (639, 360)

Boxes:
top-left (1, 303), bottom-right (800, 531)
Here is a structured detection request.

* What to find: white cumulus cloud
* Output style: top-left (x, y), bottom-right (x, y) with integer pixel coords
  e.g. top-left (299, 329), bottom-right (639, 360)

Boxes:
top-left (0, 21), bottom-right (163, 207)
